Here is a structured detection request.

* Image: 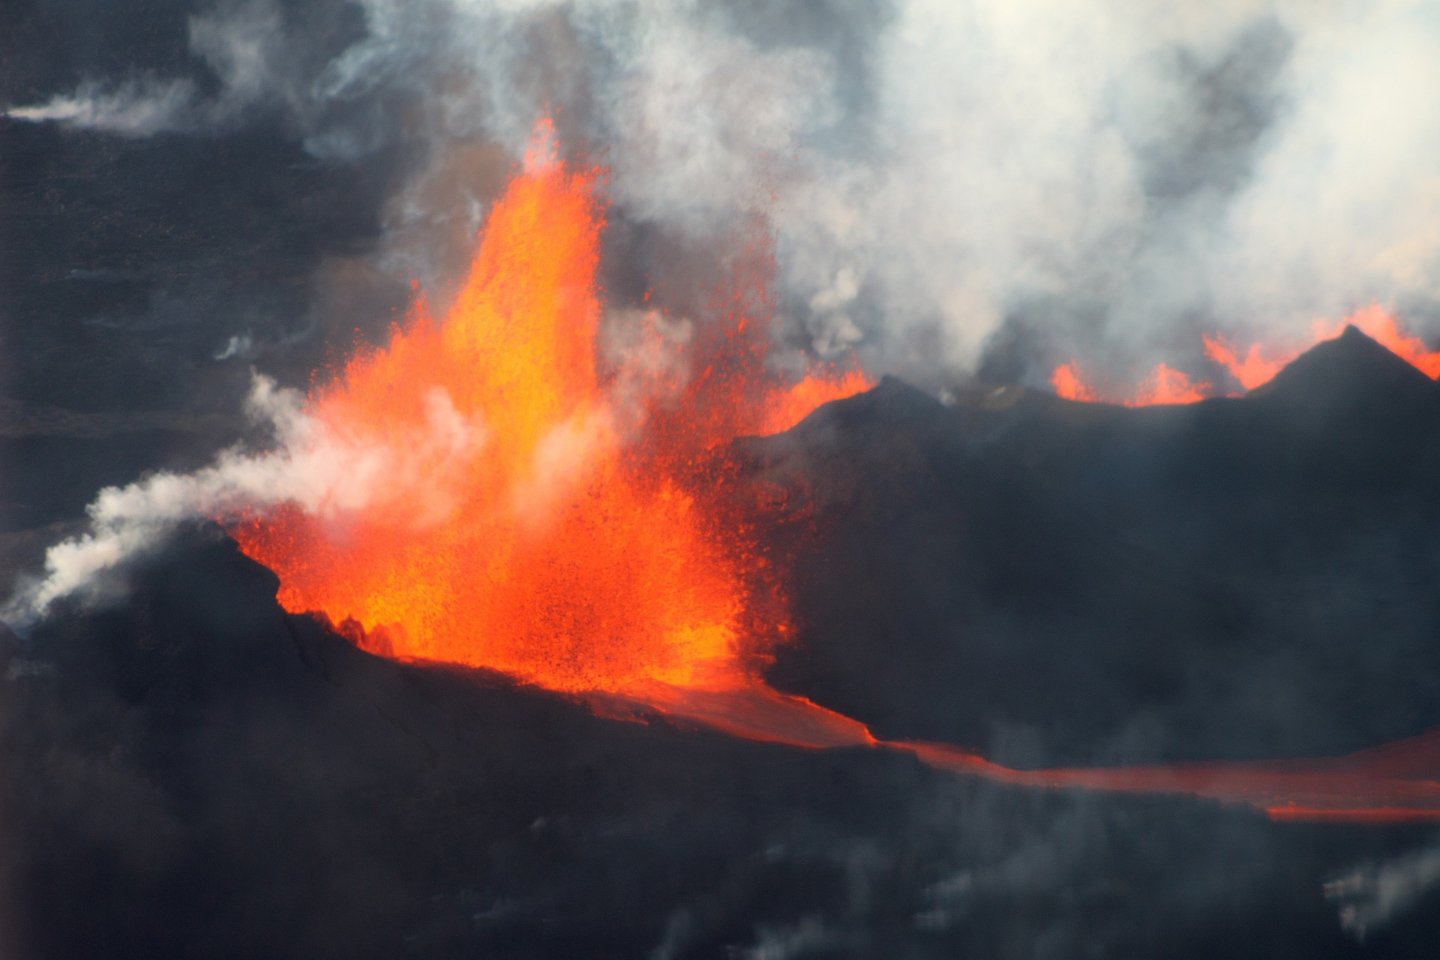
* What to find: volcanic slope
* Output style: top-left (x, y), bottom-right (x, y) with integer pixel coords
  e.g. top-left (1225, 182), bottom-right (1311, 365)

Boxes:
top-left (7, 527), bottom-right (1440, 960)
top-left (750, 325), bottom-right (1440, 768)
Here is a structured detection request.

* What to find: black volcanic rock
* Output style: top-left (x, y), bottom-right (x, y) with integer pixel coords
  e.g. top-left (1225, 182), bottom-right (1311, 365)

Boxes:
top-left (2, 529), bottom-right (917, 959)
top-left (1253, 325), bottom-right (1440, 410)
top-left (753, 331), bottom-right (1440, 768)
top-left (6, 527), bottom-right (1440, 960)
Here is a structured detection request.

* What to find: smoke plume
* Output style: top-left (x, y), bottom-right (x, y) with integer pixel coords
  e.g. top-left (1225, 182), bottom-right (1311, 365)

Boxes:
top-left (1325, 840), bottom-right (1440, 939)
top-left (2, 374), bottom-right (486, 625)
top-left (9, 0), bottom-right (1438, 382)
top-left (4, 0), bottom-right (304, 136)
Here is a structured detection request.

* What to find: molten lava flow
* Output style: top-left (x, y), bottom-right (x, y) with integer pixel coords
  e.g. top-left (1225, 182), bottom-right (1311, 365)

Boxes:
top-left (584, 684), bottom-right (1440, 822)
top-left (894, 730), bottom-right (1440, 822)
top-left (230, 123), bottom-right (869, 696)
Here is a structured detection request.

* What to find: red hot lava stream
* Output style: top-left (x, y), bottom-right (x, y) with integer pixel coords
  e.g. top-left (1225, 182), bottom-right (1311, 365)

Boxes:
top-left (230, 123), bottom-right (1440, 824)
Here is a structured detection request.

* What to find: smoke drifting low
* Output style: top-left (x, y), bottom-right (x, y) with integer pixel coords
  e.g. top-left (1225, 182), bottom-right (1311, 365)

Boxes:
top-left (1326, 839), bottom-right (1440, 939)
top-left (3, 374), bottom-right (486, 624)
top-left (8, 0), bottom-right (1438, 384)
top-left (3, 1), bottom-right (305, 136)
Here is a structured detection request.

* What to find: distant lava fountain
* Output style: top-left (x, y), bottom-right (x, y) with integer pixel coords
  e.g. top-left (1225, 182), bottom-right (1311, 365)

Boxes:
top-left (229, 122), bottom-right (1440, 825)
top-left (1051, 361), bottom-right (1209, 406)
top-left (1052, 305), bottom-right (1440, 404)
top-left (1203, 304), bottom-right (1440, 388)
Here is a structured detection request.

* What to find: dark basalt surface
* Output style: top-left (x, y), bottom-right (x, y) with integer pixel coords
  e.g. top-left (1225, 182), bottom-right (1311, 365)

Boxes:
top-left (752, 327), bottom-right (1440, 767)
top-left (4, 526), bottom-right (1439, 960)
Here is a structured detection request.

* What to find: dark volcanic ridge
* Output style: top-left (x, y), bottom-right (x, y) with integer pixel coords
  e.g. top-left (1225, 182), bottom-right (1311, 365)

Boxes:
top-left (6, 525), bottom-right (1440, 960)
top-left (748, 325), bottom-right (1440, 767)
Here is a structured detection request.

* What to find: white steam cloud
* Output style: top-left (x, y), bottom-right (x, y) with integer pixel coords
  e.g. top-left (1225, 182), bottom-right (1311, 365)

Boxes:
top-left (4, 78), bottom-right (198, 137)
top-left (3, 0), bottom-right (297, 135)
top-left (1325, 840), bottom-right (1440, 939)
top-left (10, 0), bottom-right (1438, 375)
top-left (2, 305), bottom-right (699, 624)
top-left (3, 374), bottom-right (486, 626)
top-left (323, 0), bottom-right (1440, 376)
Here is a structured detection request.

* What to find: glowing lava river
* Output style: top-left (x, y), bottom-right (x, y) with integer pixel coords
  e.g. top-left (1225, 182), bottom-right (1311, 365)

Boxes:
top-left (228, 123), bottom-right (1440, 825)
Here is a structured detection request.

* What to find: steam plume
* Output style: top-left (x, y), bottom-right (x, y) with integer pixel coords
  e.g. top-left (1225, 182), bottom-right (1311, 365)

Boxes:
top-left (3, 78), bottom-right (198, 136)
top-left (10, 1), bottom-right (1438, 380)
top-left (2, 374), bottom-right (486, 626)
top-left (1325, 841), bottom-right (1440, 939)
top-left (4, 0), bottom-right (298, 135)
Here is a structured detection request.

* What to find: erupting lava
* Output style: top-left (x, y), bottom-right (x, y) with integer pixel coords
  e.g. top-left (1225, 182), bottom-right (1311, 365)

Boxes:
top-left (1052, 361), bottom-right (1208, 406)
top-left (1053, 305), bottom-right (1440, 404)
top-left (230, 122), bottom-right (869, 695)
top-left (1204, 304), bottom-right (1440, 388)
top-left (230, 122), bottom-right (1440, 825)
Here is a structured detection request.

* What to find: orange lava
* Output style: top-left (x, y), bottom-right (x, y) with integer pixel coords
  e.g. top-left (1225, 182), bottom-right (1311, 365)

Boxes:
top-left (1207, 305), bottom-right (1440, 388)
top-left (590, 680), bottom-right (880, 750)
top-left (1201, 333), bottom-right (1291, 391)
top-left (762, 368), bottom-right (874, 435)
top-left (229, 122), bottom-right (869, 695)
top-left (584, 685), bottom-right (1440, 823)
top-left (1338, 305), bottom-right (1440, 378)
top-left (1057, 306), bottom-right (1440, 403)
top-left (1049, 362), bottom-right (1095, 402)
top-left (1047, 361), bottom-right (1207, 406)
top-left (1128, 363), bottom-right (1209, 406)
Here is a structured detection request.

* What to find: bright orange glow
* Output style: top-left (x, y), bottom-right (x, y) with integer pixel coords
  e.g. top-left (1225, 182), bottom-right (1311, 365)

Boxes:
top-left (1201, 334), bottom-right (1289, 390)
top-left (1048, 361), bottom-right (1207, 406)
top-left (762, 368), bottom-right (873, 434)
top-left (1206, 305), bottom-right (1440, 389)
top-left (1050, 362), bottom-right (1095, 402)
top-left (1057, 306), bottom-right (1439, 403)
top-left (1126, 363), bottom-right (1209, 406)
top-left (229, 124), bottom-right (869, 695)
top-left (1318, 305), bottom-right (1440, 378)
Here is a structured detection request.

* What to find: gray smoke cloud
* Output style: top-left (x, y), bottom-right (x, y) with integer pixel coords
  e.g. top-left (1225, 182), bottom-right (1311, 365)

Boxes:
top-left (2, 374), bottom-right (487, 626)
top-left (3, 77), bottom-right (199, 136)
top-left (3, 304), bottom-right (701, 624)
top-left (1325, 839), bottom-right (1440, 939)
top-left (287, 0), bottom-right (1440, 381)
top-left (3, 0), bottom-right (301, 136)
top-left (10, 0), bottom-right (1438, 382)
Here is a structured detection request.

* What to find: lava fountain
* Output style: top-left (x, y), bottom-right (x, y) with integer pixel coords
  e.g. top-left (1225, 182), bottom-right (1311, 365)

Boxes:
top-left (1053, 305), bottom-right (1440, 404)
top-left (229, 121), bottom-right (868, 699)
